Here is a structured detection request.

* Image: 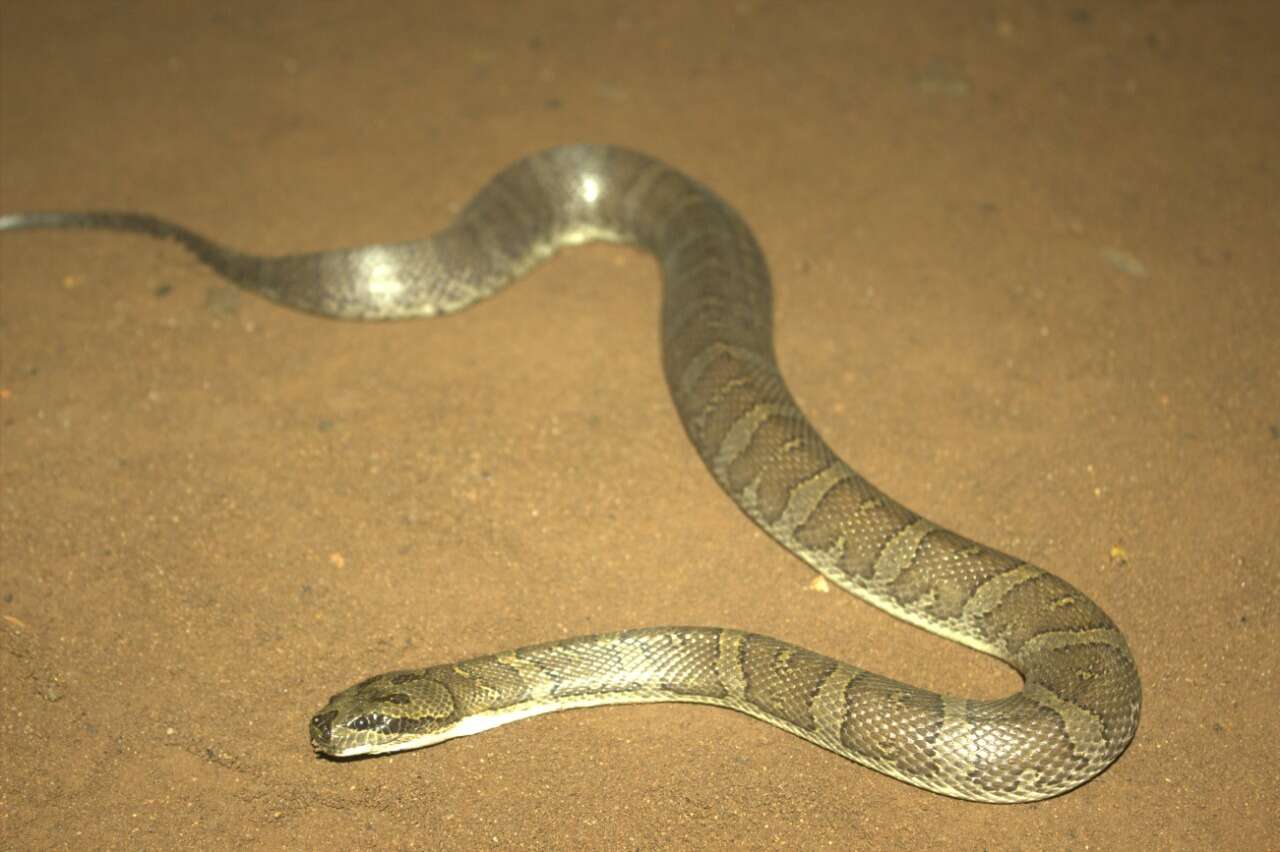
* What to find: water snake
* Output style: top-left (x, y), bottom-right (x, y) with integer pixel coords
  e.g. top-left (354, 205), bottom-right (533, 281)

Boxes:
top-left (0, 144), bottom-right (1140, 801)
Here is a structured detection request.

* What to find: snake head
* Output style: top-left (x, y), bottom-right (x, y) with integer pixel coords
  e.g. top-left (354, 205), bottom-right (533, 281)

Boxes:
top-left (309, 668), bottom-right (461, 757)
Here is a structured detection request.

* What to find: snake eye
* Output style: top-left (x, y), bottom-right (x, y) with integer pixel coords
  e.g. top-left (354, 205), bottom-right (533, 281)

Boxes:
top-left (343, 711), bottom-right (426, 737)
top-left (347, 713), bottom-right (394, 733)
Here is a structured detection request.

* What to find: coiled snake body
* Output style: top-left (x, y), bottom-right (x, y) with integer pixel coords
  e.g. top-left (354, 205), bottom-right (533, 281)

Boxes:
top-left (0, 144), bottom-right (1139, 801)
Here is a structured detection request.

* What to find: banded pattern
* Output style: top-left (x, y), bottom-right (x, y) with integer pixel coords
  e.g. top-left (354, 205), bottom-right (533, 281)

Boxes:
top-left (0, 144), bottom-right (1140, 801)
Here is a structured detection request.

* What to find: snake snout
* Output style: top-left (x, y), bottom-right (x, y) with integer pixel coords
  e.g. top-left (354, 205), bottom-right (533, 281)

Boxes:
top-left (309, 710), bottom-right (337, 752)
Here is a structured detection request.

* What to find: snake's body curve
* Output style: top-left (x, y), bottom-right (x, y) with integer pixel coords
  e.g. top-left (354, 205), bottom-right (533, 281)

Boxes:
top-left (0, 144), bottom-right (1139, 801)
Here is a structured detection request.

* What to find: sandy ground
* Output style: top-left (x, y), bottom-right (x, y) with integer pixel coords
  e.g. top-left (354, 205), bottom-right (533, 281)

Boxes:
top-left (1, 2), bottom-right (1276, 849)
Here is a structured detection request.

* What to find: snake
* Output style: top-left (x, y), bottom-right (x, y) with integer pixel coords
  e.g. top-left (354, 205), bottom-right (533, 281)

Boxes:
top-left (0, 144), bottom-right (1140, 802)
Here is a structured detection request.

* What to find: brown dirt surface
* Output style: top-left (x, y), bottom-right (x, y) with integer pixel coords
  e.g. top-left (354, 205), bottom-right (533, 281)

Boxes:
top-left (2, 2), bottom-right (1276, 849)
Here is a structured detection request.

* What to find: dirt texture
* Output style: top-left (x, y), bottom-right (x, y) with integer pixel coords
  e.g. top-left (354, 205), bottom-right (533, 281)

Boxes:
top-left (1, 2), bottom-right (1276, 849)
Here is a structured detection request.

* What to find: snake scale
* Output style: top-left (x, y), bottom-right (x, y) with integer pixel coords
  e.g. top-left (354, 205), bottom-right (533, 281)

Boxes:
top-left (0, 144), bottom-right (1139, 801)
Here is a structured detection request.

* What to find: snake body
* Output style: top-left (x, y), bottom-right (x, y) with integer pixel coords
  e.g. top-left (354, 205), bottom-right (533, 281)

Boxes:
top-left (0, 144), bottom-right (1139, 801)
